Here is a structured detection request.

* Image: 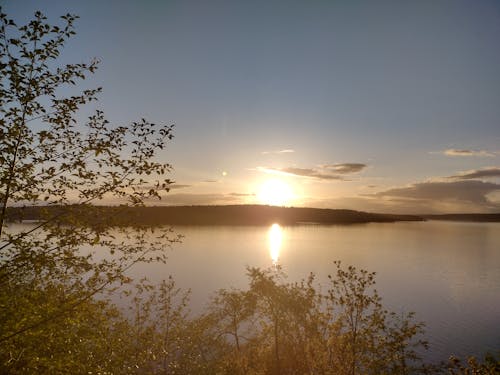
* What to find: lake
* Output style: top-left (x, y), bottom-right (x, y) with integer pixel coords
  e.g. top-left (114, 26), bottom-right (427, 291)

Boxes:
top-left (126, 220), bottom-right (500, 364)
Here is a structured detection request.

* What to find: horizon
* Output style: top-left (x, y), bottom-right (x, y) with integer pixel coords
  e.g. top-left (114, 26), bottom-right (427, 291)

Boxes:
top-left (5, 0), bottom-right (500, 214)
top-left (8, 203), bottom-right (500, 219)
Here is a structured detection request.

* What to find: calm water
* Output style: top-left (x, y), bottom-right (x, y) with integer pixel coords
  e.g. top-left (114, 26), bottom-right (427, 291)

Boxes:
top-left (126, 220), bottom-right (500, 363)
top-left (6, 220), bottom-right (499, 363)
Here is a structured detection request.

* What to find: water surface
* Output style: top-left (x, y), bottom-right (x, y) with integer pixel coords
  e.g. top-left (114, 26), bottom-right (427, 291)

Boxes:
top-left (128, 220), bottom-right (500, 363)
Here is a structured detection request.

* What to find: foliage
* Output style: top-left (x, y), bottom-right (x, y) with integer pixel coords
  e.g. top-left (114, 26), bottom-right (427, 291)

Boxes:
top-left (0, 8), bottom-right (177, 371)
top-left (199, 263), bottom-right (430, 375)
top-left (445, 353), bottom-right (500, 375)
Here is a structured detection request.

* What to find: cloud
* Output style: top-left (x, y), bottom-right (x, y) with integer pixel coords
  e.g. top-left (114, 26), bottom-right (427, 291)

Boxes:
top-left (372, 180), bottom-right (500, 212)
top-left (448, 167), bottom-right (500, 180)
top-left (439, 149), bottom-right (495, 157)
top-left (161, 193), bottom-right (239, 205)
top-left (258, 163), bottom-right (366, 180)
top-left (320, 168), bottom-right (500, 213)
top-left (303, 179), bottom-right (499, 214)
top-left (168, 184), bottom-right (192, 189)
top-left (144, 191), bottom-right (256, 205)
top-left (135, 183), bottom-right (191, 191)
top-left (280, 167), bottom-right (344, 180)
top-left (261, 149), bottom-right (295, 155)
top-left (229, 192), bottom-right (256, 197)
top-left (258, 166), bottom-right (342, 180)
top-left (322, 163), bottom-right (367, 174)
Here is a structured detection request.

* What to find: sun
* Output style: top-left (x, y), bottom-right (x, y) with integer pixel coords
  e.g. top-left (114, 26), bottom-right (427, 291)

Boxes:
top-left (258, 179), bottom-right (293, 206)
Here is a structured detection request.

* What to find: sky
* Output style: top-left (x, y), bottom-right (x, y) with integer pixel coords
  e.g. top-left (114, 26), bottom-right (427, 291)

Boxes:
top-left (4, 0), bottom-right (500, 213)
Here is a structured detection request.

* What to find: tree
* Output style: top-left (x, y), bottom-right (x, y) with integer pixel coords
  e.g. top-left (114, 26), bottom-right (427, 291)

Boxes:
top-left (246, 267), bottom-right (323, 375)
top-left (445, 353), bottom-right (500, 375)
top-left (201, 263), bottom-right (431, 375)
top-left (0, 9), bottom-right (177, 371)
top-left (325, 261), bottom-right (428, 375)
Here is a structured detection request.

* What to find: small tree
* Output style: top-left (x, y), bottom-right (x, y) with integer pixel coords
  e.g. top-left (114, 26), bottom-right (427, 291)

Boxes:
top-left (0, 9), bottom-right (177, 370)
top-left (325, 261), bottom-right (428, 375)
top-left (203, 264), bottom-right (430, 375)
top-left (446, 353), bottom-right (500, 375)
top-left (247, 267), bottom-right (323, 375)
top-left (153, 276), bottom-right (192, 374)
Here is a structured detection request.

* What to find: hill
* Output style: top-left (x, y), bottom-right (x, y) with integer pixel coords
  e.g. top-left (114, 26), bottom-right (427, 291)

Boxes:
top-left (6, 205), bottom-right (423, 226)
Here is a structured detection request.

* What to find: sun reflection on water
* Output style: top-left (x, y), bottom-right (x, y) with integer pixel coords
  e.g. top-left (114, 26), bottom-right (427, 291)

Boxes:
top-left (268, 223), bottom-right (282, 265)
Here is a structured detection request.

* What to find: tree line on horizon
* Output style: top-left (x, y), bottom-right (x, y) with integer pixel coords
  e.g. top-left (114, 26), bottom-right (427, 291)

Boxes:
top-left (5, 204), bottom-right (426, 226)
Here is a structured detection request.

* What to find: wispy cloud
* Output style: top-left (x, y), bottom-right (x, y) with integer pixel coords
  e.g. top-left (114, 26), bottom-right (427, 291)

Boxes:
top-left (322, 163), bottom-right (367, 174)
top-left (261, 149), bottom-right (295, 155)
top-left (258, 166), bottom-right (342, 180)
top-left (281, 167), bottom-right (344, 180)
top-left (374, 180), bottom-right (499, 204)
top-left (168, 184), bottom-right (192, 189)
top-left (304, 167), bottom-right (500, 214)
top-left (356, 169), bottom-right (500, 213)
top-left (448, 167), bottom-right (500, 180)
top-left (136, 183), bottom-right (191, 191)
top-left (161, 193), bottom-right (239, 205)
top-left (360, 179), bottom-right (499, 214)
top-left (437, 149), bottom-right (496, 157)
top-left (229, 192), bottom-right (256, 197)
top-left (258, 163), bottom-right (367, 180)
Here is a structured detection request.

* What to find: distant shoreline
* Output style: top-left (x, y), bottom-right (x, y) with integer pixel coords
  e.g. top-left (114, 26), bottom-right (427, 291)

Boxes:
top-left (423, 213), bottom-right (500, 223)
top-left (6, 205), bottom-right (420, 226)
top-left (5, 205), bottom-right (500, 226)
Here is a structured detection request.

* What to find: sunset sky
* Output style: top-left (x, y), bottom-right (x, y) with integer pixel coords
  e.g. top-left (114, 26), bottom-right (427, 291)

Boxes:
top-left (7, 0), bottom-right (500, 213)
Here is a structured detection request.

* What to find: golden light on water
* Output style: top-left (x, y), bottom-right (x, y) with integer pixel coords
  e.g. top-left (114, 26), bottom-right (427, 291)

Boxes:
top-left (268, 223), bottom-right (283, 264)
top-left (258, 179), bottom-right (293, 206)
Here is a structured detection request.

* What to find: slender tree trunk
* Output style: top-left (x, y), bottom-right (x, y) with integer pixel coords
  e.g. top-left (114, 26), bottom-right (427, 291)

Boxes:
top-left (0, 122), bottom-right (24, 238)
top-left (0, 36), bottom-right (37, 238)
top-left (274, 314), bottom-right (280, 374)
